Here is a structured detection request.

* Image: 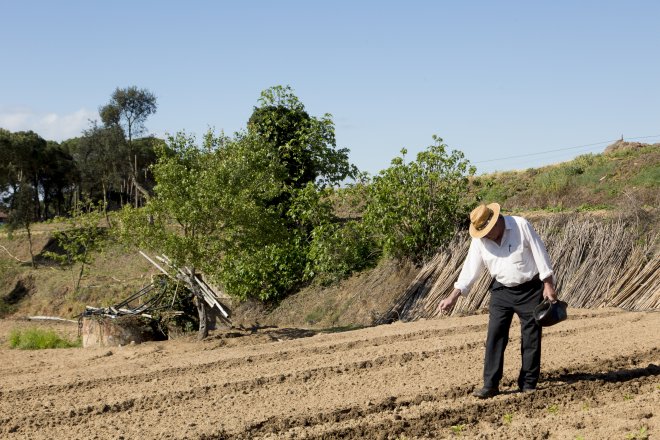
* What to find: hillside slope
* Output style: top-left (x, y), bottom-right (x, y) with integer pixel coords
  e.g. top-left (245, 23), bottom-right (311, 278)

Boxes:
top-left (0, 143), bottom-right (658, 327)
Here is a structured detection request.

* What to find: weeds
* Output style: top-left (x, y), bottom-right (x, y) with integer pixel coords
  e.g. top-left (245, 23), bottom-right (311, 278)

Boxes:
top-left (502, 413), bottom-right (513, 425)
top-left (547, 404), bottom-right (559, 414)
top-left (450, 424), bottom-right (466, 436)
top-left (624, 394), bottom-right (634, 401)
top-left (625, 426), bottom-right (649, 440)
top-left (9, 327), bottom-right (81, 349)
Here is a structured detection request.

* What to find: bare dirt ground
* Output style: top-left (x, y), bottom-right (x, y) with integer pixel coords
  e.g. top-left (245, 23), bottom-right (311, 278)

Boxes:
top-left (0, 308), bottom-right (658, 440)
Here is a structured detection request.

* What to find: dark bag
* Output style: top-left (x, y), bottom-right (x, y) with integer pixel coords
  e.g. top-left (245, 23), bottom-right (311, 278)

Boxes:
top-left (533, 299), bottom-right (568, 327)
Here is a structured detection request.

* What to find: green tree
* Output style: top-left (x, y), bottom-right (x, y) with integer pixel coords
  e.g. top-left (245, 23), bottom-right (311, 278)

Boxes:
top-left (99, 86), bottom-right (157, 145)
top-left (6, 178), bottom-right (38, 267)
top-left (44, 201), bottom-right (106, 293)
top-left (118, 87), bottom-right (365, 321)
top-left (2, 131), bottom-right (47, 219)
top-left (117, 130), bottom-right (290, 337)
top-left (74, 122), bottom-right (127, 223)
top-left (39, 141), bottom-right (78, 218)
top-left (364, 136), bottom-right (476, 262)
top-left (248, 85), bottom-right (356, 189)
top-left (100, 86), bottom-right (157, 206)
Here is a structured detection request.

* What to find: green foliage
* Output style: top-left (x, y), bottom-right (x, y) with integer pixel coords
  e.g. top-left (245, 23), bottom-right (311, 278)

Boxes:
top-left (502, 413), bottom-right (513, 424)
top-left (118, 129), bottom-right (298, 301)
top-left (287, 182), bottom-right (377, 285)
top-left (629, 163), bottom-right (660, 187)
top-left (219, 238), bottom-right (307, 301)
top-left (450, 424), bottom-right (466, 436)
top-left (44, 201), bottom-right (107, 292)
top-left (547, 404), bottom-right (559, 414)
top-left (364, 136), bottom-right (476, 262)
top-left (306, 220), bottom-right (377, 285)
top-left (9, 327), bottom-right (81, 349)
top-left (6, 178), bottom-right (38, 267)
top-left (118, 87), bottom-right (364, 302)
top-left (625, 426), bottom-right (649, 440)
top-left (248, 85), bottom-right (356, 188)
top-left (100, 86), bottom-right (157, 141)
top-left (73, 122), bottom-right (126, 203)
top-left (532, 166), bottom-right (572, 195)
top-left (474, 144), bottom-right (659, 211)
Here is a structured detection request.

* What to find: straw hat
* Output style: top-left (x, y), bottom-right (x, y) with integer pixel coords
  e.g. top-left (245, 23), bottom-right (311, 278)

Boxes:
top-left (469, 203), bottom-right (501, 238)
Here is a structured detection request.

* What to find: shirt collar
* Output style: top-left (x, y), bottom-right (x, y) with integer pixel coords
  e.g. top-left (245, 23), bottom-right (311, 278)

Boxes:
top-left (503, 215), bottom-right (514, 230)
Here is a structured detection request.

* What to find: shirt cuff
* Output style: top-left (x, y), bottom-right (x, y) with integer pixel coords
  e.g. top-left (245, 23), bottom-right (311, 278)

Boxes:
top-left (453, 282), bottom-right (468, 296)
top-left (539, 270), bottom-right (555, 285)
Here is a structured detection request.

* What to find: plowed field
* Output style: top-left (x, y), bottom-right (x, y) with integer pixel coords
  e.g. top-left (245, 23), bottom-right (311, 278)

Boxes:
top-left (1, 308), bottom-right (658, 439)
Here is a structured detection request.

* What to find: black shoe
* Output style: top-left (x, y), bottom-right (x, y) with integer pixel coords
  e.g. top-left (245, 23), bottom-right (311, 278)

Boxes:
top-left (472, 387), bottom-right (499, 399)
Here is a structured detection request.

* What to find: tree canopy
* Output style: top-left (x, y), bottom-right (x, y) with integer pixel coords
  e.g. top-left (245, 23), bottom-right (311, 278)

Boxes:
top-left (100, 86), bottom-right (157, 143)
top-left (248, 85), bottom-right (356, 189)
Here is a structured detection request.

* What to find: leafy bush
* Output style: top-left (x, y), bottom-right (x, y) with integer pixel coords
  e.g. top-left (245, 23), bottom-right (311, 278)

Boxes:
top-left (219, 238), bottom-right (307, 301)
top-left (306, 220), bottom-right (377, 285)
top-left (9, 327), bottom-right (81, 349)
top-left (364, 136), bottom-right (476, 262)
top-left (43, 201), bottom-right (107, 293)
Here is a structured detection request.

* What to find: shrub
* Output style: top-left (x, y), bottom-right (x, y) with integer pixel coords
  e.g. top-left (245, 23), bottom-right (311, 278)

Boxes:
top-left (218, 237), bottom-right (307, 301)
top-left (9, 327), bottom-right (81, 349)
top-left (364, 136), bottom-right (475, 262)
top-left (306, 220), bottom-right (378, 284)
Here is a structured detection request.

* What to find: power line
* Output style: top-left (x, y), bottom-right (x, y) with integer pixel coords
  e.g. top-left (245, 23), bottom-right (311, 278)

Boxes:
top-left (473, 134), bottom-right (660, 164)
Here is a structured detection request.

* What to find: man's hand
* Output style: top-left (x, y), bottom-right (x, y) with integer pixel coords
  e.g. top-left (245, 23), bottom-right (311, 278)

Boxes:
top-left (438, 289), bottom-right (462, 314)
top-left (542, 278), bottom-right (558, 303)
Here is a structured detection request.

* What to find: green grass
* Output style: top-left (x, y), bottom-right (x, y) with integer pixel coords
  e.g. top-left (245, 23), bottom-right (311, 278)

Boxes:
top-left (473, 143), bottom-right (659, 210)
top-left (8, 327), bottom-right (81, 349)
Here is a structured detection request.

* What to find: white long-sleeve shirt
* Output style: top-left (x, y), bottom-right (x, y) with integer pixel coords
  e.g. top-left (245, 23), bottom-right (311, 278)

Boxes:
top-left (454, 215), bottom-right (554, 295)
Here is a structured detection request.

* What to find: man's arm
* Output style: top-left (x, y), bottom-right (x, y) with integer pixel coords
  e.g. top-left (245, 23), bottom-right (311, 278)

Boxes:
top-left (438, 239), bottom-right (483, 314)
top-left (522, 219), bottom-right (557, 299)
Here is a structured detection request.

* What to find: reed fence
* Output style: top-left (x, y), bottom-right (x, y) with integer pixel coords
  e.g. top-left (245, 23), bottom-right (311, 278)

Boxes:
top-left (383, 214), bottom-right (659, 321)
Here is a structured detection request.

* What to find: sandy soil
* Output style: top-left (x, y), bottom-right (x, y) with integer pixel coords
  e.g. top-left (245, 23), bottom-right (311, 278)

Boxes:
top-left (0, 308), bottom-right (658, 439)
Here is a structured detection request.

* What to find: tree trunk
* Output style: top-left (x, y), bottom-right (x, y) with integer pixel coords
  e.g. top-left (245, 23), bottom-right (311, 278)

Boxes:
top-left (196, 297), bottom-right (209, 340)
top-left (134, 154), bottom-right (139, 208)
top-left (190, 267), bottom-right (210, 340)
top-left (102, 182), bottom-right (112, 227)
top-left (33, 176), bottom-right (41, 221)
top-left (26, 224), bottom-right (35, 268)
top-left (75, 249), bottom-right (88, 294)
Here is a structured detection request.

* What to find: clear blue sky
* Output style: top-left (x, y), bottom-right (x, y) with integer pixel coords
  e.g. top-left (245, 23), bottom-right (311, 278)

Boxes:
top-left (2, 0), bottom-right (659, 175)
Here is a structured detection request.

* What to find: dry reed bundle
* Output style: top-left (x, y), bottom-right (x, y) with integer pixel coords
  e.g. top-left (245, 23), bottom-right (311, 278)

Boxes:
top-left (382, 213), bottom-right (659, 322)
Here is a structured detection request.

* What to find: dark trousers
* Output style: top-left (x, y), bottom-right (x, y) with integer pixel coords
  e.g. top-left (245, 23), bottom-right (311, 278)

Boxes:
top-left (484, 276), bottom-right (543, 390)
